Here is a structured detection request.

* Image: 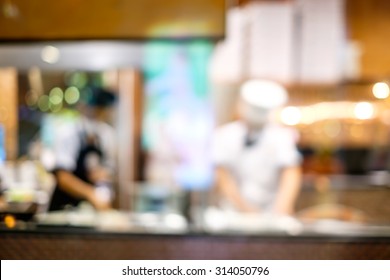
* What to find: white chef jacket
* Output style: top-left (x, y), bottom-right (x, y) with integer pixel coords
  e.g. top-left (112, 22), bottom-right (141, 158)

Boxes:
top-left (212, 121), bottom-right (301, 211)
top-left (54, 116), bottom-right (116, 173)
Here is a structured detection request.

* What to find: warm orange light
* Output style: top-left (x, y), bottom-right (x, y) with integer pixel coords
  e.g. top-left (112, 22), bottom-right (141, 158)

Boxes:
top-left (4, 215), bottom-right (16, 228)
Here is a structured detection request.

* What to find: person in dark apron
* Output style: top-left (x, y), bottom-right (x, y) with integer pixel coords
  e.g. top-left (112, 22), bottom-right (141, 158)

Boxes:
top-left (48, 87), bottom-right (116, 212)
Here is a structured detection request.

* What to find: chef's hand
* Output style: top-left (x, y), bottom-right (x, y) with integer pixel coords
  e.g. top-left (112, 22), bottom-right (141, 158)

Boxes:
top-left (87, 191), bottom-right (112, 211)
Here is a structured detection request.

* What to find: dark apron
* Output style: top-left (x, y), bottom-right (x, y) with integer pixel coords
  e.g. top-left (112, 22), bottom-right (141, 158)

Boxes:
top-left (48, 129), bottom-right (104, 211)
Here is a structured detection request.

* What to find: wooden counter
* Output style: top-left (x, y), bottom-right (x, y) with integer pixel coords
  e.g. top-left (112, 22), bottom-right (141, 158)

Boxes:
top-left (1, 226), bottom-right (389, 260)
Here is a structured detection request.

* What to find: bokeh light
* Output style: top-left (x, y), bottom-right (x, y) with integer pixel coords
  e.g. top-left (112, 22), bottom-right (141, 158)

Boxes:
top-left (64, 86), bottom-right (80, 105)
top-left (49, 87), bottom-right (64, 105)
top-left (65, 72), bottom-right (88, 88)
top-left (4, 215), bottom-right (16, 229)
top-left (38, 95), bottom-right (50, 112)
top-left (372, 82), bottom-right (389, 99)
top-left (354, 102), bottom-right (374, 120)
top-left (41, 46), bottom-right (60, 64)
top-left (49, 102), bottom-right (63, 113)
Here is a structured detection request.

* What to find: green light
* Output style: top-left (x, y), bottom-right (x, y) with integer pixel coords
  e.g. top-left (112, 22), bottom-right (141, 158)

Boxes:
top-left (49, 87), bottom-right (63, 105)
top-left (49, 102), bottom-right (63, 113)
top-left (64, 86), bottom-right (80, 105)
top-left (68, 72), bottom-right (88, 88)
top-left (38, 95), bottom-right (50, 112)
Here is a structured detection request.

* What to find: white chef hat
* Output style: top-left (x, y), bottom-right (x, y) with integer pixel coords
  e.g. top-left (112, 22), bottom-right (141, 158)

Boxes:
top-left (240, 79), bottom-right (288, 109)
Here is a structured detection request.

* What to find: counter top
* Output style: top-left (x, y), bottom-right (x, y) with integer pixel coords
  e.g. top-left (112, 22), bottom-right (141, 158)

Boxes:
top-left (1, 224), bottom-right (390, 259)
top-left (2, 209), bottom-right (390, 238)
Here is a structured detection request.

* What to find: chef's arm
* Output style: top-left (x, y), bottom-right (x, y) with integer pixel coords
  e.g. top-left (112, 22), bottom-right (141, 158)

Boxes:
top-left (215, 167), bottom-right (259, 212)
top-left (273, 166), bottom-right (302, 215)
top-left (56, 170), bottom-right (111, 210)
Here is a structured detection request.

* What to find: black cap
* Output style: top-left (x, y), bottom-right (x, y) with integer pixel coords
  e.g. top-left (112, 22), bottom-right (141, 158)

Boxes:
top-left (86, 87), bottom-right (117, 107)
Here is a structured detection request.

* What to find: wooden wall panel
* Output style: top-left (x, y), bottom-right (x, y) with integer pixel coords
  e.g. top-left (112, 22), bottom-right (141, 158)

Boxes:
top-left (0, 0), bottom-right (225, 40)
top-left (346, 0), bottom-right (390, 79)
top-left (117, 69), bottom-right (143, 210)
top-left (0, 68), bottom-right (18, 160)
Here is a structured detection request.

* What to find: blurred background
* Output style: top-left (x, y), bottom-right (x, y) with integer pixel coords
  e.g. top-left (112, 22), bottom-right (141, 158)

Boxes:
top-left (1, 0), bottom-right (390, 245)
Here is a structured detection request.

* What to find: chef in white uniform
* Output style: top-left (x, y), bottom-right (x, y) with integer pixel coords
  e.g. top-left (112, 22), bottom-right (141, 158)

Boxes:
top-left (48, 87), bottom-right (117, 211)
top-left (212, 80), bottom-right (302, 215)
